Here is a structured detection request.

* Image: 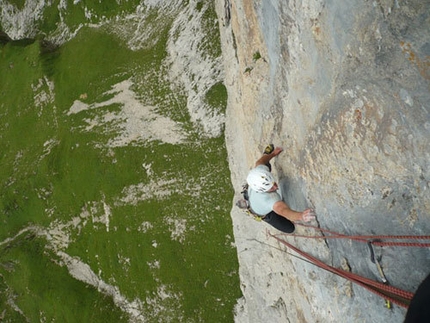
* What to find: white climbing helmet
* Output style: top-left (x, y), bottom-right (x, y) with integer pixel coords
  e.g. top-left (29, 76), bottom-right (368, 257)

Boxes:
top-left (246, 167), bottom-right (275, 192)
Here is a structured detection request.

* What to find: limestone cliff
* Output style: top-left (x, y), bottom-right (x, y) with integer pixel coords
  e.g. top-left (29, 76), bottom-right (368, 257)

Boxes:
top-left (216, 0), bottom-right (430, 322)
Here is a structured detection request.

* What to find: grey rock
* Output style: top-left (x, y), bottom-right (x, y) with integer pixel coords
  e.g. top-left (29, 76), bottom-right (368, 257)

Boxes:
top-left (216, 0), bottom-right (430, 322)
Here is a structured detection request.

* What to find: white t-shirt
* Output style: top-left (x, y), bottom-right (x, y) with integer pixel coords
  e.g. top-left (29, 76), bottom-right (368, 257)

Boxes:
top-left (248, 166), bottom-right (281, 216)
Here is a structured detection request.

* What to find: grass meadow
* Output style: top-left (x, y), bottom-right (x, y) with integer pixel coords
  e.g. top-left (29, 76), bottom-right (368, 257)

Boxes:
top-left (0, 1), bottom-right (241, 322)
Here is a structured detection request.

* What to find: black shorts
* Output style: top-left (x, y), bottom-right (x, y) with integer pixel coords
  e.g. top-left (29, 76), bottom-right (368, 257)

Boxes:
top-left (263, 211), bottom-right (295, 233)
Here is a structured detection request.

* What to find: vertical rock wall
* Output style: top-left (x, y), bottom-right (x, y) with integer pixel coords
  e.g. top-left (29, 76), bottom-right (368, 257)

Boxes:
top-left (216, 0), bottom-right (430, 322)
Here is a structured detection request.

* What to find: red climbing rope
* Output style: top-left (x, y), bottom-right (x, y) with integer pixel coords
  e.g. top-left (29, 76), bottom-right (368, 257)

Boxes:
top-left (284, 223), bottom-right (430, 248)
top-left (269, 232), bottom-right (415, 308)
top-left (267, 224), bottom-right (430, 308)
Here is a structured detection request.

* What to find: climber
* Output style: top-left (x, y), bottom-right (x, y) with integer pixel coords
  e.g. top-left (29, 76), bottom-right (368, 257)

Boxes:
top-left (244, 144), bottom-right (315, 233)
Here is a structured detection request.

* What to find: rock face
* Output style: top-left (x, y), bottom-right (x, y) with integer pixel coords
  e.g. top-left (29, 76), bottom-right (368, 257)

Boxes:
top-left (216, 0), bottom-right (430, 322)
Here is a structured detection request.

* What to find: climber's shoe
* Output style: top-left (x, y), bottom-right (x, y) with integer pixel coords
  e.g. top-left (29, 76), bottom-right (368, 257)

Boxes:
top-left (263, 144), bottom-right (274, 155)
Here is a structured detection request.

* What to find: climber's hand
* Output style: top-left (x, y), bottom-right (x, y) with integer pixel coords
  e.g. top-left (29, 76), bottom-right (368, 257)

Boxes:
top-left (301, 209), bottom-right (316, 222)
top-left (273, 147), bottom-right (283, 156)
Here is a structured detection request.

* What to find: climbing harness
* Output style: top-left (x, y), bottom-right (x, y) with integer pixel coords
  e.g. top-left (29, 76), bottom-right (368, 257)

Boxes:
top-left (268, 223), bottom-right (430, 309)
top-left (236, 184), bottom-right (264, 221)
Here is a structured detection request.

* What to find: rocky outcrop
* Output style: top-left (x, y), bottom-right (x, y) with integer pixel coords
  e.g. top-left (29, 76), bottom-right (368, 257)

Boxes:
top-left (216, 0), bottom-right (430, 322)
